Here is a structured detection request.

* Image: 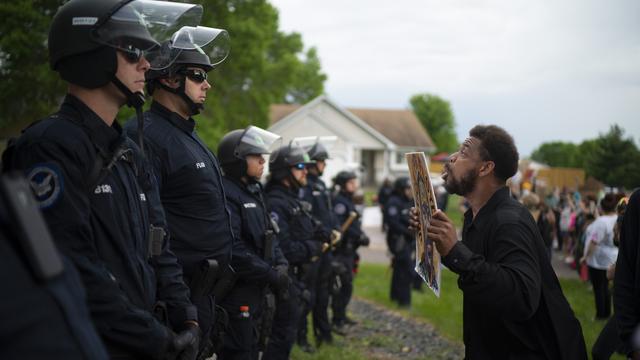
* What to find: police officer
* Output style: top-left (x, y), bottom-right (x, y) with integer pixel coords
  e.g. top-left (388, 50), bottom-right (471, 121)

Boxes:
top-left (216, 126), bottom-right (290, 359)
top-left (0, 174), bottom-right (108, 360)
top-left (3, 1), bottom-right (201, 358)
top-left (301, 140), bottom-right (339, 347)
top-left (264, 143), bottom-right (324, 360)
top-left (331, 171), bottom-right (370, 331)
top-left (385, 177), bottom-right (415, 307)
top-left (124, 28), bottom-right (233, 357)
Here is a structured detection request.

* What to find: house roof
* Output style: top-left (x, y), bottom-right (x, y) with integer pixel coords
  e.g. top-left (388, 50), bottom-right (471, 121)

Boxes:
top-left (269, 101), bottom-right (434, 149)
top-left (346, 108), bottom-right (434, 149)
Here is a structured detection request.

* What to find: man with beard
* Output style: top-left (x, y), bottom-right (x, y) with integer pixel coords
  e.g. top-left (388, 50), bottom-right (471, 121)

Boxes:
top-left (421, 125), bottom-right (586, 359)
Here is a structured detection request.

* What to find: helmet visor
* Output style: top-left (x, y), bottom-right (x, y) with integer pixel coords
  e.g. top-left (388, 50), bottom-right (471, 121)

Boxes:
top-left (294, 136), bottom-right (337, 160)
top-left (289, 140), bottom-right (316, 165)
top-left (236, 126), bottom-right (282, 162)
top-left (148, 26), bottom-right (230, 70)
top-left (93, 0), bottom-right (203, 64)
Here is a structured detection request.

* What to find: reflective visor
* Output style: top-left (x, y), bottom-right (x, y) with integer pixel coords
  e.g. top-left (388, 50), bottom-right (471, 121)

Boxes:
top-left (147, 26), bottom-right (230, 70)
top-left (236, 126), bottom-right (282, 162)
top-left (93, 0), bottom-right (203, 62)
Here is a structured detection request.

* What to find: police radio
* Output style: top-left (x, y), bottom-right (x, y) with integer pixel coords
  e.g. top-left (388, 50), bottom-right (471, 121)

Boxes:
top-left (0, 173), bottom-right (64, 281)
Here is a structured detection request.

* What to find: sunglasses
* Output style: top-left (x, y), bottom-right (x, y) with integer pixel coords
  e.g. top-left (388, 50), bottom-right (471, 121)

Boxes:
top-left (179, 69), bottom-right (208, 84)
top-left (292, 163), bottom-right (306, 170)
top-left (119, 45), bottom-right (146, 64)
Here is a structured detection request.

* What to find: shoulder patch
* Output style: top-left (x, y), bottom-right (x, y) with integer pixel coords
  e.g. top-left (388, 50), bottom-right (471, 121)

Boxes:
top-left (27, 163), bottom-right (64, 209)
top-left (270, 211), bottom-right (279, 223)
top-left (387, 206), bottom-right (398, 216)
top-left (334, 203), bottom-right (347, 215)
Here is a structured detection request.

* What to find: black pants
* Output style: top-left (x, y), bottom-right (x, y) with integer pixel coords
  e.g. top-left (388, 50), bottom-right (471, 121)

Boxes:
top-left (592, 314), bottom-right (624, 360)
top-left (263, 281), bottom-right (302, 360)
top-left (390, 250), bottom-right (412, 306)
top-left (588, 266), bottom-right (611, 319)
top-left (218, 284), bottom-right (263, 360)
top-left (312, 252), bottom-right (333, 341)
top-left (298, 260), bottom-right (320, 345)
top-left (331, 251), bottom-right (354, 324)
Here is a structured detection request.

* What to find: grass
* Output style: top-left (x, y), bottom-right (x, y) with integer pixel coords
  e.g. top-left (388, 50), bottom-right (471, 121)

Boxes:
top-left (354, 262), bottom-right (625, 359)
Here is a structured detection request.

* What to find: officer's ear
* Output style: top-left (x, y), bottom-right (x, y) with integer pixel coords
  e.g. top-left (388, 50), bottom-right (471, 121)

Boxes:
top-left (160, 76), bottom-right (181, 89)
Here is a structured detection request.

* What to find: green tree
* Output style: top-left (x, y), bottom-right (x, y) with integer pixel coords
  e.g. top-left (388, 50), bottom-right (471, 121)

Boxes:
top-left (584, 125), bottom-right (640, 189)
top-left (530, 141), bottom-right (581, 167)
top-left (0, 0), bottom-right (327, 149)
top-left (0, 0), bottom-right (65, 135)
top-left (409, 93), bottom-right (458, 153)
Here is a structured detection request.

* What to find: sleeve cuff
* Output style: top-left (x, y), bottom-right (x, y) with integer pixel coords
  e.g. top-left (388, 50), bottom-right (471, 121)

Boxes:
top-left (441, 242), bottom-right (474, 274)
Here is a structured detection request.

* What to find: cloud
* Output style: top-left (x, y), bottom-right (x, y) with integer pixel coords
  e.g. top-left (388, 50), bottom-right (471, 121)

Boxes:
top-left (272, 0), bottom-right (640, 155)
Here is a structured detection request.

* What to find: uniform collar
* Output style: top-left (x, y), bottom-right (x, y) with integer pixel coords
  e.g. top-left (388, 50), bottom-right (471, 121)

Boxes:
top-left (59, 94), bottom-right (123, 152)
top-left (463, 186), bottom-right (510, 231)
top-left (150, 101), bottom-right (195, 134)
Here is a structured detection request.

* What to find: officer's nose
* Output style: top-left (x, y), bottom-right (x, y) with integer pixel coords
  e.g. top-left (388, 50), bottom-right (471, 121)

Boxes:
top-left (203, 79), bottom-right (211, 90)
top-left (139, 56), bottom-right (151, 72)
top-left (449, 152), bottom-right (459, 163)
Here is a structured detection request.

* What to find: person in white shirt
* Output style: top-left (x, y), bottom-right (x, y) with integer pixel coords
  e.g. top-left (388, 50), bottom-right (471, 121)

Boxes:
top-left (581, 193), bottom-right (619, 319)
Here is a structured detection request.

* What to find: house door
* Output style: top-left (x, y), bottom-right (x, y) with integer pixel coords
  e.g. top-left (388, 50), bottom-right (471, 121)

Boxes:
top-left (361, 150), bottom-right (375, 187)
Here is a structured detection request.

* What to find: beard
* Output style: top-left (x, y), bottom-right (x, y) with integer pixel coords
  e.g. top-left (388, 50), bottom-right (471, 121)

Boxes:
top-left (444, 166), bottom-right (478, 196)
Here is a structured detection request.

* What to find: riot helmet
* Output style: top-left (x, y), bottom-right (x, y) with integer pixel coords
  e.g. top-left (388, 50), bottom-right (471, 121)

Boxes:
top-left (333, 171), bottom-right (357, 190)
top-left (218, 126), bottom-right (281, 180)
top-left (49, 0), bottom-right (203, 101)
top-left (146, 26), bottom-right (230, 115)
top-left (393, 177), bottom-right (411, 196)
top-left (269, 141), bottom-right (315, 187)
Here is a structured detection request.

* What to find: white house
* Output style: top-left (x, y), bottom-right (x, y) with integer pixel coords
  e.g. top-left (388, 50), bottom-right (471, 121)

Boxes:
top-left (268, 95), bottom-right (435, 187)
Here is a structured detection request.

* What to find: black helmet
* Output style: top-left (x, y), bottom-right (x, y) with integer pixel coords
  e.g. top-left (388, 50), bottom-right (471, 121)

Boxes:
top-left (270, 142), bottom-right (314, 172)
top-left (146, 26), bottom-right (230, 115)
top-left (49, 0), bottom-right (203, 91)
top-left (306, 142), bottom-right (330, 161)
top-left (218, 126), bottom-right (281, 180)
top-left (333, 171), bottom-right (357, 188)
top-left (393, 177), bottom-right (411, 195)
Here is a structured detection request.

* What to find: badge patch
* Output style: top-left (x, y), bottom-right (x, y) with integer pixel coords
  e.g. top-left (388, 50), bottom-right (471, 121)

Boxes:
top-left (244, 202), bottom-right (257, 208)
top-left (334, 203), bottom-right (346, 215)
top-left (270, 211), bottom-right (279, 223)
top-left (27, 163), bottom-right (63, 209)
top-left (388, 206), bottom-right (398, 216)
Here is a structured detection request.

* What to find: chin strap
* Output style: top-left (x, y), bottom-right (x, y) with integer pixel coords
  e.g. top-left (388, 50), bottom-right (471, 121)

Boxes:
top-left (157, 78), bottom-right (202, 116)
top-left (111, 75), bottom-right (146, 156)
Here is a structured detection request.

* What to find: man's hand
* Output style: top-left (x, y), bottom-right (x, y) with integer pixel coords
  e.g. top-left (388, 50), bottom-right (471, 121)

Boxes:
top-left (408, 207), bottom-right (420, 231)
top-left (166, 322), bottom-right (200, 360)
top-left (426, 210), bottom-right (457, 257)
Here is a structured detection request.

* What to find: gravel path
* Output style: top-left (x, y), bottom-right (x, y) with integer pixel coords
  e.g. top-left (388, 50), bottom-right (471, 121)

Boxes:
top-left (343, 297), bottom-right (464, 360)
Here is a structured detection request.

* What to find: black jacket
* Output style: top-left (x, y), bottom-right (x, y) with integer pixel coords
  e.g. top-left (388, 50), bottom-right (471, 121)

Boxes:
top-left (442, 187), bottom-right (586, 359)
top-left (265, 183), bottom-right (321, 267)
top-left (384, 193), bottom-right (413, 255)
top-left (222, 177), bottom-right (287, 284)
top-left (303, 173), bottom-right (338, 238)
top-left (124, 101), bottom-right (234, 277)
top-left (5, 95), bottom-right (195, 359)
top-left (614, 188), bottom-right (640, 354)
top-left (333, 191), bottom-right (364, 253)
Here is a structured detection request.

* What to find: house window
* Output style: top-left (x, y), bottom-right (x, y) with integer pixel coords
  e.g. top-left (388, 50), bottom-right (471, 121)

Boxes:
top-left (395, 151), bottom-right (407, 164)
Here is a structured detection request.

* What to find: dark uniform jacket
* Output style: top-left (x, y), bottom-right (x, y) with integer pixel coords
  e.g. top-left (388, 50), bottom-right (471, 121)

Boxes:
top-left (614, 188), bottom-right (640, 354)
top-left (125, 101), bottom-right (233, 277)
top-left (222, 177), bottom-right (287, 284)
top-left (384, 194), bottom-right (413, 255)
top-left (442, 187), bottom-right (586, 359)
top-left (333, 191), bottom-right (365, 253)
top-left (266, 183), bottom-right (321, 268)
top-left (5, 95), bottom-right (195, 359)
top-left (303, 173), bottom-right (338, 237)
top-left (0, 225), bottom-right (108, 359)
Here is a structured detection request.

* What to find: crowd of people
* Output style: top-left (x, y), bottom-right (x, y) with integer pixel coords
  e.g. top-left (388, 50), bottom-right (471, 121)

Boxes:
top-left (0, 1), bottom-right (371, 359)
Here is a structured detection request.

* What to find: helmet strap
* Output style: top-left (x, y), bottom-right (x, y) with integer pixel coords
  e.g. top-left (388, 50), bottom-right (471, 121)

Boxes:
top-left (110, 74), bottom-right (146, 156)
top-left (157, 76), bottom-right (202, 116)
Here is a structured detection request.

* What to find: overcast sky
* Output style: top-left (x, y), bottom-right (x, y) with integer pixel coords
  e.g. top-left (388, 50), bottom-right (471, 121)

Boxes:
top-left (270, 0), bottom-right (640, 156)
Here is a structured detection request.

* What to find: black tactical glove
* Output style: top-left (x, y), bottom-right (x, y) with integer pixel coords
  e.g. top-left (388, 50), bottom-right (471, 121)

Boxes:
top-left (166, 323), bottom-right (200, 360)
top-left (356, 234), bottom-right (370, 247)
top-left (270, 267), bottom-right (291, 294)
top-left (274, 265), bottom-right (290, 301)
